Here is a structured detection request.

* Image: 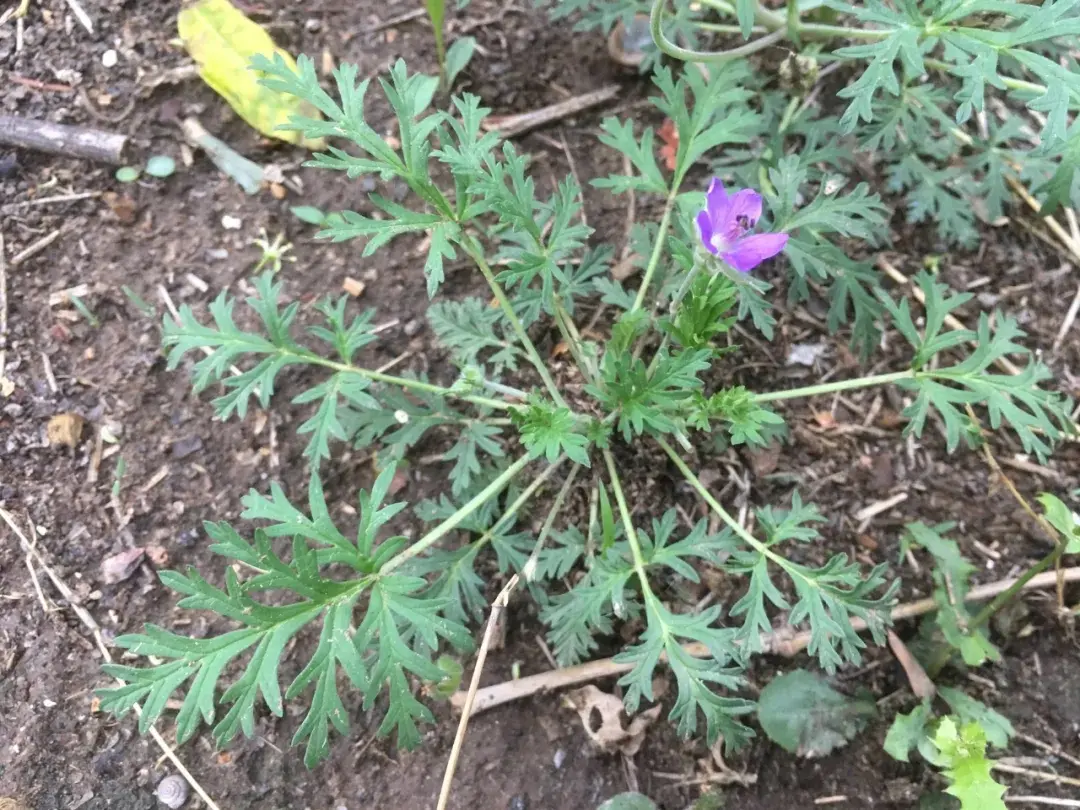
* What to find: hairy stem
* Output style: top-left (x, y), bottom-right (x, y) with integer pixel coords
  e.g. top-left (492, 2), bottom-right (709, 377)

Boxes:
top-left (553, 298), bottom-right (598, 383)
top-left (522, 464), bottom-right (582, 582)
top-left (471, 458), bottom-right (567, 556)
top-left (631, 193), bottom-right (678, 313)
top-left (381, 454), bottom-right (531, 574)
top-left (463, 241), bottom-right (568, 408)
top-left (655, 437), bottom-right (791, 570)
top-left (601, 450), bottom-right (652, 584)
top-left (294, 349), bottom-right (514, 411)
top-left (751, 369), bottom-right (915, 403)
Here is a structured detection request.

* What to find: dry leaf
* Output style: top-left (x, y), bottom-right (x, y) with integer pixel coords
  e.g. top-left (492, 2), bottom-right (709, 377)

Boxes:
top-left (343, 277), bottom-right (366, 297)
top-left (887, 630), bottom-right (936, 700)
top-left (46, 413), bottom-right (84, 448)
top-left (551, 341), bottom-right (569, 358)
top-left (657, 118), bottom-right (678, 172)
top-left (145, 544), bottom-right (169, 566)
top-left (102, 191), bottom-right (137, 224)
top-left (812, 411), bottom-right (837, 430)
top-left (177, 0), bottom-right (326, 149)
top-left (567, 685), bottom-right (661, 756)
top-left (100, 547), bottom-right (145, 585)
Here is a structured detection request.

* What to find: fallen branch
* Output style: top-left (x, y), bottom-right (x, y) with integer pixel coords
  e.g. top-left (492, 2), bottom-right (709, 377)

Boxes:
top-left (482, 85), bottom-right (621, 139)
top-left (0, 115), bottom-right (128, 164)
top-left (451, 566), bottom-right (1080, 716)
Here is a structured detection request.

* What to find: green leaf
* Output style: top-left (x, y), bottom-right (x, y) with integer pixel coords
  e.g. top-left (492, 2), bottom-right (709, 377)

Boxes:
top-left (596, 794), bottom-right (658, 810)
top-left (514, 398), bottom-right (591, 466)
top-left (429, 297), bottom-right (520, 374)
top-left (931, 717), bottom-right (1007, 810)
top-left (938, 687), bottom-right (1014, 749)
top-left (884, 700), bottom-right (934, 762)
top-left (1037, 493), bottom-right (1080, 552)
top-left (594, 118), bottom-right (667, 195)
top-left (444, 36), bottom-right (476, 87)
top-left (291, 205), bottom-right (327, 224)
top-left (444, 419), bottom-right (505, 495)
top-left (757, 669), bottom-right (875, 757)
top-left (615, 596), bottom-right (754, 748)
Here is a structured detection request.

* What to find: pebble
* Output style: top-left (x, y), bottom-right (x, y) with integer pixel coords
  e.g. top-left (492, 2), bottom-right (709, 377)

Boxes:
top-left (507, 797), bottom-right (528, 810)
top-left (552, 748), bottom-right (566, 769)
top-left (403, 318), bottom-right (423, 337)
top-left (171, 435), bottom-right (203, 459)
top-left (221, 214), bottom-right (243, 230)
top-left (101, 49), bottom-right (118, 68)
top-left (305, 17), bottom-right (321, 31)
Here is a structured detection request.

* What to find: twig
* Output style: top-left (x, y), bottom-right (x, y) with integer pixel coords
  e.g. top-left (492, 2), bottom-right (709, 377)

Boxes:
top-left (436, 575), bottom-right (519, 810)
top-left (1005, 175), bottom-right (1080, 261)
top-left (1007, 797), bottom-right (1080, 808)
top-left (365, 6), bottom-right (426, 34)
top-left (1051, 282), bottom-right (1080, 354)
top-left (0, 116), bottom-right (125, 164)
top-left (450, 566), bottom-right (1080, 715)
top-left (482, 85), bottom-right (621, 139)
top-left (1, 191), bottom-right (103, 215)
top-left (0, 232), bottom-right (7, 383)
top-left (0, 508), bottom-right (222, 810)
top-left (877, 256), bottom-right (1022, 376)
top-left (62, 0), bottom-right (94, 33)
top-left (1016, 732), bottom-right (1080, 771)
top-left (10, 229), bottom-right (61, 267)
top-left (993, 763), bottom-right (1080, 788)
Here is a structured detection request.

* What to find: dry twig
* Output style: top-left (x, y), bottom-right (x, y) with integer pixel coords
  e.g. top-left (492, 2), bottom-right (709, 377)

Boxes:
top-left (450, 566), bottom-right (1080, 715)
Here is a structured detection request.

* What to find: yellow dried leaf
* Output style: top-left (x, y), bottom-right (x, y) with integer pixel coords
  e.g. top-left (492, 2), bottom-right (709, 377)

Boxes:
top-left (177, 0), bottom-right (326, 150)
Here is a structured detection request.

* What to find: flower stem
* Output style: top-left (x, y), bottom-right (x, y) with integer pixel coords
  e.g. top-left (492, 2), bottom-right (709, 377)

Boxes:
top-left (553, 297), bottom-right (598, 384)
top-left (470, 458), bottom-right (567, 556)
top-left (463, 240), bottom-right (568, 409)
top-left (751, 369), bottom-right (915, 403)
top-left (631, 192), bottom-right (678, 313)
top-left (381, 454), bottom-right (532, 574)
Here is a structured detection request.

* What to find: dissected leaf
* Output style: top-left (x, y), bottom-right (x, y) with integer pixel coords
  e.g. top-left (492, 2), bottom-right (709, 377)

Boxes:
top-left (178, 0), bottom-right (326, 149)
top-left (931, 717), bottom-right (1007, 810)
top-left (596, 794), bottom-right (658, 810)
top-left (757, 669), bottom-right (875, 757)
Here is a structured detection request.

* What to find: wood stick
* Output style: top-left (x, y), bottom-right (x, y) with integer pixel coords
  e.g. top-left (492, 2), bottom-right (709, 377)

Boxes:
top-left (482, 85), bottom-right (622, 139)
top-left (451, 566), bottom-right (1080, 716)
top-left (0, 115), bottom-right (128, 164)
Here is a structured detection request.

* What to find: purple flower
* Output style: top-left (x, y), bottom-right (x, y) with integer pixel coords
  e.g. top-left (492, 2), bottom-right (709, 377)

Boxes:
top-left (695, 179), bottom-right (788, 272)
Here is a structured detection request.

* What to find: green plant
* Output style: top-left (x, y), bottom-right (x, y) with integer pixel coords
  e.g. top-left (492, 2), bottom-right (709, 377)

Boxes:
top-left (424, 0), bottom-right (477, 89)
top-left (97, 52), bottom-right (1072, 773)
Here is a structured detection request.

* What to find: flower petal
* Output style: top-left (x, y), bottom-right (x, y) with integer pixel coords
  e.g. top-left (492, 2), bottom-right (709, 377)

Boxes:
top-left (722, 189), bottom-right (763, 241)
top-left (705, 177), bottom-right (730, 230)
top-left (722, 232), bottom-right (789, 273)
top-left (696, 210), bottom-right (718, 254)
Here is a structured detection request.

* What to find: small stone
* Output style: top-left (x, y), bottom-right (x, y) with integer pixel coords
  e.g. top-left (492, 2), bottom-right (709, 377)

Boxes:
top-left (205, 248), bottom-right (229, 261)
top-left (304, 17), bottom-right (321, 31)
top-left (100, 547), bottom-right (145, 585)
top-left (47, 413), bottom-right (85, 447)
top-left (101, 49), bottom-right (118, 68)
top-left (507, 797), bottom-right (528, 810)
top-left (552, 748), bottom-right (566, 769)
top-left (342, 277), bottom-right (366, 297)
top-left (221, 214), bottom-right (242, 230)
top-left (403, 318), bottom-right (422, 337)
top-left (171, 436), bottom-right (203, 459)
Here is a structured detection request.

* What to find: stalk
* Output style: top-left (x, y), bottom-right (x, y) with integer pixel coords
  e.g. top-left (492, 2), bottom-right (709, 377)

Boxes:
top-left (631, 194), bottom-right (678, 313)
top-left (463, 241), bottom-right (568, 408)
top-left (381, 454), bottom-right (531, 574)
top-left (601, 450), bottom-right (652, 583)
top-left (751, 369), bottom-right (915, 403)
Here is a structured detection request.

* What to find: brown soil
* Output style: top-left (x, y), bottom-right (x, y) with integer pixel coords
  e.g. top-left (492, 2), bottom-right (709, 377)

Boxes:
top-left (3, 2), bottom-right (1080, 810)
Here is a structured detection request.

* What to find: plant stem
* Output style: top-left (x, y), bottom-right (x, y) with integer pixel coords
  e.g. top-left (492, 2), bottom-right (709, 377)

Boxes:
top-left (631, 192), bottom-right (678, 313)
top-left (522, 464), bottom-right (582, 582)
top-left (553, 298), bottom-right (598, 383)
top-left (751, 369), bottom-right (915, 403)
top-left (601, 450), bottom-right (652, 581)
top-left (643, 261), bottom-right (704, 374)
top-left (302, 351), bottom-right (514, 411)
top-left (651, 0), bottom-right (789, 66)
top-left (655, 437), bottom-right (788, 568)
top-left (471, 458), bottom-right (567, 556)
top-left (381, 454), bottom-right (531, 574)
top-left (463, 241), bottom-right (568, 408)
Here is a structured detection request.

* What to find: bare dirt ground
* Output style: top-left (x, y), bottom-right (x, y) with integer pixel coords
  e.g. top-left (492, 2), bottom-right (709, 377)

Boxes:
top-left (3, 1), bottom-right (1080, 809)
